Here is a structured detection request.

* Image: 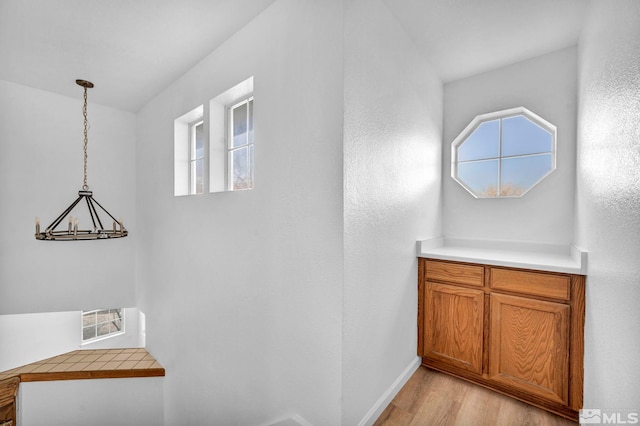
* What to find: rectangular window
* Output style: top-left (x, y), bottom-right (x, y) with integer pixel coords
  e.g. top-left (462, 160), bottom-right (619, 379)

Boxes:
top-left (228, 97), bottom-right (254, 190)
top-left (82, 308), bottom-right (124, 343)
top-left (174, 105), bottom-right (204, 196)
top-left (189, 120), bottom-right (205, 194)
top-left (174, 77), bottom-right (253, 196)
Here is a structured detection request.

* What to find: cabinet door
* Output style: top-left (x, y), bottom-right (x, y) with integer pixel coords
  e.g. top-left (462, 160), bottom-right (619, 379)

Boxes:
top-left (424, 282), bottom-right (484, 375)
top-left (489, 293), bottom-right (569, 405)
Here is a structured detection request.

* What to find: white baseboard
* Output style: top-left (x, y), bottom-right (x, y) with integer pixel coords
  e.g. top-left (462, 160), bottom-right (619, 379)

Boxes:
top-left (358, 356), bottom-right (422, 426)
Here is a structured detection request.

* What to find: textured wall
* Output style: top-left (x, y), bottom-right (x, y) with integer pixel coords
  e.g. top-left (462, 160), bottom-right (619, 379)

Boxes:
top-left (343, 0), bottom-right (443, 424)
top-left (576, 0), bottom-right (640, 410)
top-left (0, 309), bottom-right (140, 372)
top-left (21, 377), bottom-right (164, 426)
top-left (0, 80), bottom-right (136, 314)
top-left (443, 47), bottom-right (578, 245)
top-left (135, 0), bottom-right (344, 424)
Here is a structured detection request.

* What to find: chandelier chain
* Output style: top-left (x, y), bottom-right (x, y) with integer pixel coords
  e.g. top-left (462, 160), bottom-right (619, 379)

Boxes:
top-left (82, 85), bottom-right (89, 191)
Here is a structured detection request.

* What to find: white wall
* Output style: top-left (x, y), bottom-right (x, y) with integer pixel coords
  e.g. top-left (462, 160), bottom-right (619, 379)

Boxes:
top-left (0, 80), bottom-right (137, 315)
top-left (135, 0), bottom-right (344, 424)
top-left (20, 377), bottom-right (164, 426)
top-left (443, 47), bottom-right (578, 245)
top-left (0, 308), bottom-right (140, 372)
top-left (576, 0), bottom-right (640, 410)
top-left (343, 0), bottom-right (442, 424)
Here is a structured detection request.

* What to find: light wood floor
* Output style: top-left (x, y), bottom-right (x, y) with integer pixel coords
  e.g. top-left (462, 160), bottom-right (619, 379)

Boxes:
top-left (374, 366), bottom-right (577, 426)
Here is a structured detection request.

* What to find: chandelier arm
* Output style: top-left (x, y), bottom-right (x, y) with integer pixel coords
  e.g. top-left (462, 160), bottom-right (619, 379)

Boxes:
top-left (90, 196), bottom-right (121, 225)
top-left (85, 196), bottom-right (98, 229)
top-left (46, 195), bottom-right (84, 231)
top-left (86, 196), bottom-right (105, 230)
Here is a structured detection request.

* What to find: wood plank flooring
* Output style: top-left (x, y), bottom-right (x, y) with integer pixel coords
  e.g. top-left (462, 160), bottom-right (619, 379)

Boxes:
top-left (374, 366), bottom-right (577, 426)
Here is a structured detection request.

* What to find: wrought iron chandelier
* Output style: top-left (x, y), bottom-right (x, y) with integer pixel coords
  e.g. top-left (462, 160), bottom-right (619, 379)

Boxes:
top-left (35, 79), bottom-right (128, 241)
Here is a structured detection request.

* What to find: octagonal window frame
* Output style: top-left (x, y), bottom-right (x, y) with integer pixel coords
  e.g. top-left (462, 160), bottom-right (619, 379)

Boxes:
top-left (451, 106), bottom-right (557, 198)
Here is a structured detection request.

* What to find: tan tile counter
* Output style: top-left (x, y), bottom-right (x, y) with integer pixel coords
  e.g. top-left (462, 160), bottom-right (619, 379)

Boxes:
top-left (0, 348), bottom-right (165, 383)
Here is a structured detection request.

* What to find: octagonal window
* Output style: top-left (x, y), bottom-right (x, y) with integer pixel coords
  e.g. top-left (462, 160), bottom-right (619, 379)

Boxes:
top-left (451, 107), bottom-right (556, 198)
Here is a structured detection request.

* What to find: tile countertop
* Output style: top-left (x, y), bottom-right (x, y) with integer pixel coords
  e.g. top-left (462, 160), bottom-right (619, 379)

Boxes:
top-left (0, 348), bottom-right (165, 383)
top-left (417, 237), bottom-right (587, 275)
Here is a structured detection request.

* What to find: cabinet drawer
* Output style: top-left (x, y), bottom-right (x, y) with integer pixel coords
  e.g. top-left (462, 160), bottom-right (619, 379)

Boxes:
top-left (426, 260), bottom-right (484, 287)
top-left (491, 268), bottom-right (570, 301)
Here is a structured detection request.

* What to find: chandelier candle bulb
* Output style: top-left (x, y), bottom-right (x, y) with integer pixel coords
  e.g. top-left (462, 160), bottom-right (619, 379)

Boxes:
top-left (113, 221), bottom-right (116, 233)
top-left (68, 216), bottom-right (73, 233)
top-left (35, 217), bottom-right (40, 234)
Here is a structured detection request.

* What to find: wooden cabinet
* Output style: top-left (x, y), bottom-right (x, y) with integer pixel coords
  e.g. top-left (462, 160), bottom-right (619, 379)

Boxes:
top-left (0, 377), bottom-right (19, 426)
top-left (489, 293), bottom-right (569, 405)
top-left (418, 259), bottom-right (585, 421)
top-left (425, 282), bottom-right (484, 374)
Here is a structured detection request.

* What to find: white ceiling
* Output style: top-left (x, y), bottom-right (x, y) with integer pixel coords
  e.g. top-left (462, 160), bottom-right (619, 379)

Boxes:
top-left (382, 0), bottom-right (589, 83)
top-left (0, 0), bottom-right (589, 112)
top-left (0, 0), bottom-right (277, 112)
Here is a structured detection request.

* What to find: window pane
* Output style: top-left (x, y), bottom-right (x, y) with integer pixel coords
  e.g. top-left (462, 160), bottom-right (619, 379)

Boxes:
top-left (248, 144), bottom-right (254, 189)
top-left (195, 158), bottom-right (204, 194)
top-left (457, 159), bottom-right (499, 197)
top-left (190, 159), bottom-right (204, 194)
top-left (82, 312), bottom-right (96, 327)
top-left (232, 147), bottom-right (248, 190)
top-left (458, 120), bottom-right (499, 161)
top-left (232, 103), bottom-right (248, 148)
top-left (106, 309), bottom-right (118, 323)
top-left (501, 154), bottom-right (553, 196)
top-left (83, 326), bottom-right (96, 341)
top-left (502, 115), bottom-right (552, 157)
top-left (110, 318), bottom-right (122, 333)
top-left (248, 99), bottom-right (254, 145)
top-left (190, 161), bottom-right (196, 194)
top-left (97, 322), bottom-right (111, 337)
top-left (195, 122), bottom-right (204, 159)
top-left (96, 310), bottom-right (109, 324)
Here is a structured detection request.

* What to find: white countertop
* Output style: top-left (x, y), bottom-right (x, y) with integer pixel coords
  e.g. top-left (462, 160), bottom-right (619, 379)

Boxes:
top-left (416, 237), bottom-right (587, 275)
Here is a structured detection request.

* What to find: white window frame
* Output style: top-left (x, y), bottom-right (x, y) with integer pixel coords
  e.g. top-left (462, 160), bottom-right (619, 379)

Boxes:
top-left (189, 119), bottom-right (205, 195)
top-left (174, 77), bottom-right (254, 196)
top-left (451, 106), bottom-right (557, 198)
top-left (226, 96), bottom-right (254, 191)
top-left (174, 105), bottom-right (204, 196)
top-left (81, 308), bottom-right (125, 344)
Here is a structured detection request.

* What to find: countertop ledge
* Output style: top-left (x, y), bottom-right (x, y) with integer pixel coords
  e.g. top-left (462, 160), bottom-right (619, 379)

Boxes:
top-left (0, 348), bottom-right (165, 384)
top-left (417, 237), bottom-right (587, 275)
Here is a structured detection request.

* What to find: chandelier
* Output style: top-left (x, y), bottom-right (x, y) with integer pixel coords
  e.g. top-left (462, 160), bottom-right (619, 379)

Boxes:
top-left (35, 79), bottom-right (128, 241)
